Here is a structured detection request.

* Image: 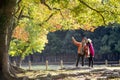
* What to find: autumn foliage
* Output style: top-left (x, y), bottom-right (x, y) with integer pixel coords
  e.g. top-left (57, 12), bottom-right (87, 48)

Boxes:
top-left (83, 24), bottom-right (95, 32)
top-left (12, 26), bottom-right (29, 41)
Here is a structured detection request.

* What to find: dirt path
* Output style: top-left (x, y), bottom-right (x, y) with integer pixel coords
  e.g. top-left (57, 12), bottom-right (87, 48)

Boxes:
top-left (17, 66), bottom-right (120, 80)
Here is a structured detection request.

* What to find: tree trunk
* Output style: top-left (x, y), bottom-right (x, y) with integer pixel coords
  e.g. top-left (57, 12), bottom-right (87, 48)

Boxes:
top-left (0, 15), bottom-right (17, 80)
top-left (9, 63), bottom-right (25, 75)
top-left (0, 0), bottom-right (26, 80)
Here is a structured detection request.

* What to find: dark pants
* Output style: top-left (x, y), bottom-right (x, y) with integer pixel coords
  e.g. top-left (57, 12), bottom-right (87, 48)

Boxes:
top-left (76, 54), bottom-right (84, 67)
top-left (88, 54), bottom-right (94, 67)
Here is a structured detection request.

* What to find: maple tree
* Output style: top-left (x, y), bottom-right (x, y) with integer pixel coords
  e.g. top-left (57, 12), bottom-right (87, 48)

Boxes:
top-left (10, 25), bottom-right (48, 67)
top-left (10, 26), bottom-right (29, 67)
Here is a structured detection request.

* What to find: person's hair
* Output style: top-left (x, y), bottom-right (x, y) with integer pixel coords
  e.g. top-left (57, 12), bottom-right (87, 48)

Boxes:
top-left (87, 38), bottom-right (92, 43)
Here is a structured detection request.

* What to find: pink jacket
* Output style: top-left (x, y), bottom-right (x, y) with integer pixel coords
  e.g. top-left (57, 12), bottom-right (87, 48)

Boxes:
top-left (89, 43), bottom-right (95, 57)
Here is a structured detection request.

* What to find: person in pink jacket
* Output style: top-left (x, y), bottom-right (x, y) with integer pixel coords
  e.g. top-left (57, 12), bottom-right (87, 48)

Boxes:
top-left (87, 38), bottom-right (95, 67)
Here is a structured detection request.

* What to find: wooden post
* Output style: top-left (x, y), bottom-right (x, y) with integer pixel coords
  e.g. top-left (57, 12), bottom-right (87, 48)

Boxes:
top-left (29, 60), bottom-right (31, 70)
top-left (46, 60), bottom-right (48, 70)
top-left (105, 60), bottom-right (108, 66)
top-left (13, 61), bottom-right (16, 66)
top-left (60, 60), bottom-right (63, 69)
top-left (119, 60), bottom-right (120, 65)
top-left (42, 57), bottom-right (44, 62)
top-left (55, 57), bottom-right (57, 62)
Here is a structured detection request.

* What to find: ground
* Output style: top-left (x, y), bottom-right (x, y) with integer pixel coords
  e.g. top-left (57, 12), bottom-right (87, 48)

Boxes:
top-left (17, 65), bottom-right (120, 80)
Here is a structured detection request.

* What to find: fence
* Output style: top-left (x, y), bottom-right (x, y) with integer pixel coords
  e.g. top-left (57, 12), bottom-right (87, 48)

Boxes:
top-left (13, 60), bottom-right (120, 70)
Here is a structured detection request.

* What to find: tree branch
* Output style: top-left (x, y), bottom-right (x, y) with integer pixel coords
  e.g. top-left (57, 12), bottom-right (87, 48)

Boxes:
top-left (40, 0), bottom-right (64, 18)
top-left (21, 15), bottom-right (32, 19)
top-left (45, 13), bottom-right (54, 22)
top-left (110, 11), bottom-right (120, 15)
top-left (79, 0), bottom-right (106, 25)
top-left (53, 8), bottom-right (65, 19)
top-left (39, 13), bottom-right (54, 26)
top-left (16, 6), bottom-right (33, 20)
top-left (40, 0), bottom-right (52, 10)
top-left (18, 6), bottom-right (24, 20)
top-left (13, 0), bottom-right (22, 15)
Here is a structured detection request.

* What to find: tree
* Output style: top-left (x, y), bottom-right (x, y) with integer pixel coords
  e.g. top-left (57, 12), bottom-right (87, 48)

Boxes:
top-left (9, 25), bottom-right (48, 67)
top-left (0, 0), bottom-right (22, 80)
